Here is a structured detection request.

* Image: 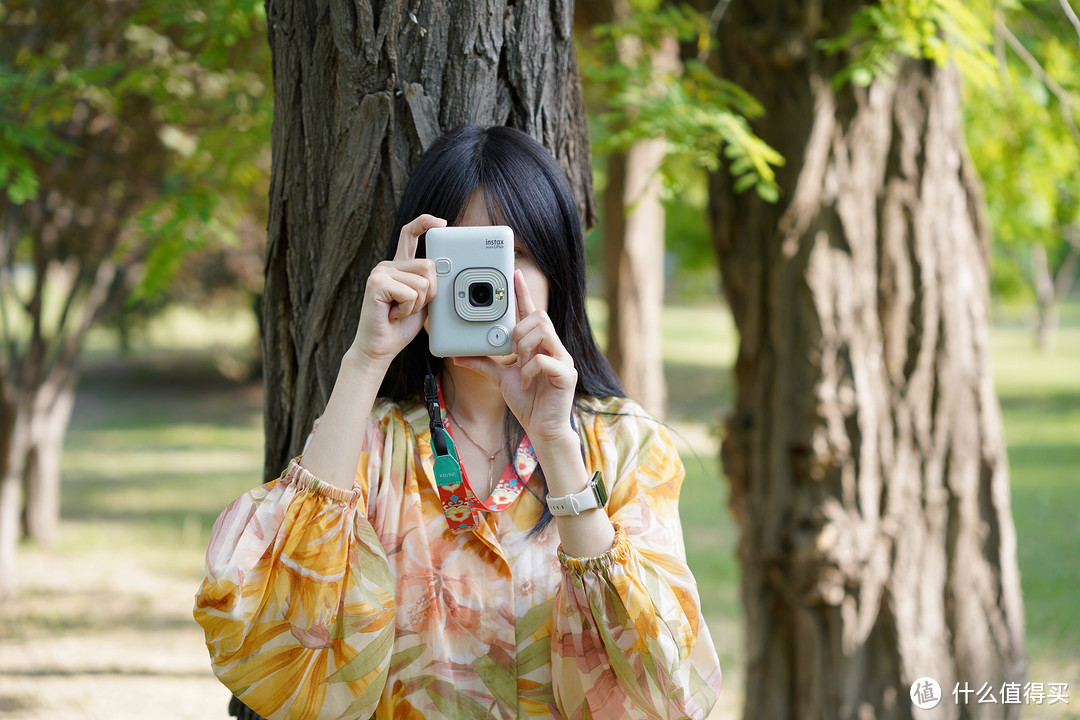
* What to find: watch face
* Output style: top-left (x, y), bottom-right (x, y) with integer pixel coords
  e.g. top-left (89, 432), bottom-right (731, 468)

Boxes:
top-left (592, 471), bottom-right (608, 507)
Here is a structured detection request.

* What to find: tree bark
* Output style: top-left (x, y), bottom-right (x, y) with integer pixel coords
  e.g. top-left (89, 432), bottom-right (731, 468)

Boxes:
top-left (709, 4), bottom-right (1025, 718)
top-left (262, 0), bottom-right (596, 480)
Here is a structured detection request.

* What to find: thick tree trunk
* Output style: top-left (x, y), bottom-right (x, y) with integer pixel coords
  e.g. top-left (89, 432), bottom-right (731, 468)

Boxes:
top-left (604, 140), bottom-right (668, 416)
top-left (262, 0), bottom-right (596, 480)
top-left (710, 5), bottom-right (1025, 718)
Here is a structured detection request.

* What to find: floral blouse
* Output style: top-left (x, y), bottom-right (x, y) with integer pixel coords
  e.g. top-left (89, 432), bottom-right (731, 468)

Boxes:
top-left (194, 395), bottom-right (722, 719)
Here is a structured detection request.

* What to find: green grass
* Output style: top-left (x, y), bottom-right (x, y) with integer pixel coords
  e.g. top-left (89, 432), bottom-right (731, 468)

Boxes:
top-left (57, 356), bottom-right (264, 577)
top-left (989, 307), bottom-right (1080, 663)
top-left (44, 298), bottom-right (1080, 700)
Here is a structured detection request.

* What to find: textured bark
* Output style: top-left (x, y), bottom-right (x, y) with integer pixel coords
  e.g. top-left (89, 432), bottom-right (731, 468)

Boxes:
top-left (261, 0), bottom-right (595, 480)
top-left (709, 3), bottom-right (1025, 718)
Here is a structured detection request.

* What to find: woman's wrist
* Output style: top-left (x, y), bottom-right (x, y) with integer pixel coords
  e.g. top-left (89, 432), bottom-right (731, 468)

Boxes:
top-left (343, 344), bottom-right (394, 381)
top-left (299, 349), bottom-right (390, 490)
top-left (531, 431), bottom-right (586, 497)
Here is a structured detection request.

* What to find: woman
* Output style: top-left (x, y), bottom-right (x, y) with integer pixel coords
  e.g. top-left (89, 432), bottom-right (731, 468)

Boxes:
top-left (195, 125), bottom-right (722, 719)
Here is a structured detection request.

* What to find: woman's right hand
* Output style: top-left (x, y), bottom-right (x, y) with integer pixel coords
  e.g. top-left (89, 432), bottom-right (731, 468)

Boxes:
top-left (350, 214), bottom-right (445, 364)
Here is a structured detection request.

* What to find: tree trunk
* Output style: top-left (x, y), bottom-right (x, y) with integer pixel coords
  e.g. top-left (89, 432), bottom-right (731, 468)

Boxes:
top-left (0, 386), bottom-right (18, 598)
top-left (1031, 240), bottom-right (1080, 352)
top-left (596, 0), bottom-right (675, 417)
top-left (261, 0), bottom-right (596, 480)
top-left (604, 140), bottom-right (668, 416)
top-left (20, 379), bottom-right (77, 544)
top-left (710, 4), bottom-right (1025, 718)
top-left (1031, 244), bottom-right (1058, 351)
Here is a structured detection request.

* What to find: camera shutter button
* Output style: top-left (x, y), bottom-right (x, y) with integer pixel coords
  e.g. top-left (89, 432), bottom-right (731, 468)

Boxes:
top-left (487, 326), bottom-right (508, 347)
top-left (435, 259), bottom-right (452, 275)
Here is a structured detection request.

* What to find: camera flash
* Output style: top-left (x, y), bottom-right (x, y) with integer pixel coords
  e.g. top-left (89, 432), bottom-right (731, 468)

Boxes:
top-left (495, 288), bottom-right (506, 300)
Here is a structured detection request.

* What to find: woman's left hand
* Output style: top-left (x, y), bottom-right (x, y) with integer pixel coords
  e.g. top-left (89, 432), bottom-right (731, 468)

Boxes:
top-left (452, 270), bottom-right (578, 447)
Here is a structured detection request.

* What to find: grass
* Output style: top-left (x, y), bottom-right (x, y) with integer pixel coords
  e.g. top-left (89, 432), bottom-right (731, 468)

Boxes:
top-left (26, 297), bottom-right (1080, 714)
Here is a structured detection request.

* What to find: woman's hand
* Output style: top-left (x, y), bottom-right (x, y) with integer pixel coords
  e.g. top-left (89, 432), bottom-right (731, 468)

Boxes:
top-left (453, 270), bottom-right (578, 446)
top-left (350, 215), bottom-right (445, 365)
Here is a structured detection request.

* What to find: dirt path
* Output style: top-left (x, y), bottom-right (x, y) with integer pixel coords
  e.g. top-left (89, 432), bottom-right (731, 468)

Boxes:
top-left (0, 544), bottom-right (231, 720)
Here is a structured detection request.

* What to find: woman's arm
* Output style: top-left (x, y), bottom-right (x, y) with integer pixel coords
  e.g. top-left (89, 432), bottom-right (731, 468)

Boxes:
top-left (194, 449), bottom-right (397, 720)
top-left (301, 215), bottom-right (443, 489)
top-left (550, 413), bottom-right (723, 719)
top-left (453, 270), bottom-right (617, 557)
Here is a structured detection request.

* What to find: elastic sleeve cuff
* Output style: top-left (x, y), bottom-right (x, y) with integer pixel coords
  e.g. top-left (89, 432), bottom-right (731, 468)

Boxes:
top-left (282, 456), bottom-right (361, 507)
top-left (557, 524), bottom-right (630, 575)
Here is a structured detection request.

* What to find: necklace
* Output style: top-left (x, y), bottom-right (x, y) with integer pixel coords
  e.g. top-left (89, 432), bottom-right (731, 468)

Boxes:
top-left (447, 410), bottom-right (503, 495)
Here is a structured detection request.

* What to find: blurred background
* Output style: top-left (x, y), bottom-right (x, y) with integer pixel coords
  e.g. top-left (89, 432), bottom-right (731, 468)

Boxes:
top-left (1, 0), bottom-right (1077, 718)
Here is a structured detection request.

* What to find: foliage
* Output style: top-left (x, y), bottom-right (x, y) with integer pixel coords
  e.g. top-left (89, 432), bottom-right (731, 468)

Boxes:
top-left (0, 0), bottom-right (271, 562)
top-left (965, 0), bottom-right (1080, 299)
top-left (580, 2), bottom-right (784, 204)
top-left (821, 0), bottom-right (998, 88)
top-left (821, 0), bottom-right (1080, 303)
top-left (0, 0), bottom-right (271, 300)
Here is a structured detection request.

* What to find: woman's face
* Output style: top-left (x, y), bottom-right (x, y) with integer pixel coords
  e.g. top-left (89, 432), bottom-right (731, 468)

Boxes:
top-left (458, 188), bottom-right (549, 314)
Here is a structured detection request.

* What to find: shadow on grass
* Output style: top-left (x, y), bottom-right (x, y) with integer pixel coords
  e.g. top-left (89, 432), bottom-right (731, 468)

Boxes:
top-left (73, 355), bottom-right (263, 432)
top-left (998, 391), bottom-right (1080, 413)
top-left (665, 361), bottom-right (733, 425)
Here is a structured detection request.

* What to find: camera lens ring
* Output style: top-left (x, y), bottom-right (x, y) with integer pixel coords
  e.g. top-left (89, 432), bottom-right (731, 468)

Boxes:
top-left (468, 281), bottom-right (494, 307)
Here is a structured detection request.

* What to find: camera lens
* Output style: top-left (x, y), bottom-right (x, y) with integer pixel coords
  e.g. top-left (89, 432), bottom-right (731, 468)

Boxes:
top-left (468, 281), bottom-right (494, 307)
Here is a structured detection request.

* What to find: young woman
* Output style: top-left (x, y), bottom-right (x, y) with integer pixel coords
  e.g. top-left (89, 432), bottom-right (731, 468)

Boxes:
top-left (195, 125), bottom-right (722, 719)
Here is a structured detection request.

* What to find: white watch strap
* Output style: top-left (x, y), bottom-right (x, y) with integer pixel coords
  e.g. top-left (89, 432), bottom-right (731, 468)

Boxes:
top-left (546, 484), bottom-right (600, 517)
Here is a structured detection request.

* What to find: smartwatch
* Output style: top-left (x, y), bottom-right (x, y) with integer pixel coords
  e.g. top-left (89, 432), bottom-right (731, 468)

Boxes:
top-left (546, 470), bottom-right (608, 517)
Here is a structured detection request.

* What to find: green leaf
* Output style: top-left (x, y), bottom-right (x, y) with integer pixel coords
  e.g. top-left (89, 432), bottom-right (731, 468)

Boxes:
top-left (473, 654), bottom-right (518, 710)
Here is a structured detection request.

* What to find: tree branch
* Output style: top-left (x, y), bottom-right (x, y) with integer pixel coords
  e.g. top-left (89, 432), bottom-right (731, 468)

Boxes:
top-left (996, 19), bottom-right (1080, 145)
top-left (1060, 0), bottom-right (1080, 46)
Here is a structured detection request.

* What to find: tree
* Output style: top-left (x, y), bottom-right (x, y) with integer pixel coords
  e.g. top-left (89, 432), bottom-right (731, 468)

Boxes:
top-left (0, 0), bottom-right (270, 596)
top-left (707, 2), bottom-right (1025, 717)
top-left (965, 0), bottom-right (1080, 350)
top-left (577, 1), bottom-right (783, 416)
top-left (261, 0), bottom-right (595, 481)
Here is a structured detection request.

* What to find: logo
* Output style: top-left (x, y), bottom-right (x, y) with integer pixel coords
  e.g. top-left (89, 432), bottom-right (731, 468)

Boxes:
top-left (484, 238), bottom-right (504, 248)
top-left (911, 677), bottom-right (942, 710)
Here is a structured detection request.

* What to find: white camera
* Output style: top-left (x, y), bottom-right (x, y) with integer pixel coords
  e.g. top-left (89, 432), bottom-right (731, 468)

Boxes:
top-left (426, 225), bottom-right (516, 357)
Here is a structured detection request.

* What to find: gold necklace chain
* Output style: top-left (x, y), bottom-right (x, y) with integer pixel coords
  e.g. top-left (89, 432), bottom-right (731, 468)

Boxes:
top-left (446, 410), bottom-right (504, 493)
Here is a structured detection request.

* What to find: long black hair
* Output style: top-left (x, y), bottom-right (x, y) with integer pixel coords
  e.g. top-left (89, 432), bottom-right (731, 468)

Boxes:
top-left (378, 125), bottom-right (623, 535)
top-left (379, 124), bottom-right (622, 402)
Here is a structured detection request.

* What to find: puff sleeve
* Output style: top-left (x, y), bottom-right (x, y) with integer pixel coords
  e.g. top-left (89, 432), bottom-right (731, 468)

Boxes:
top-left (194, 418), bottom-right (395, 720)
top-left (551, 409), bottom-right (723, 719)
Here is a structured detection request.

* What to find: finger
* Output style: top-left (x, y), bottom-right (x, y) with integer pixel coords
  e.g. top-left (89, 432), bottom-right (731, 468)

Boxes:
top-left (515, 320), bottom-right (572, 367)
top-left (380, 280), bottom-right (420, 320)
top-left (520, 353), bottom-right (577, 391)
top-left (386, 265), bottom-right (436, 306)
top-left (452, 355), bottom-right (512, 383)
top-left (514, 269), bottom-right (537, 322)
top-left (395, 215), bottom-right (446, 262)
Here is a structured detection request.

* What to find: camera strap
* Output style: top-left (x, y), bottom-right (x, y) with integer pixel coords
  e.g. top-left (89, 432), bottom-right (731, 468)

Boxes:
top-left (424, 367), bottom-right (478, 534)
